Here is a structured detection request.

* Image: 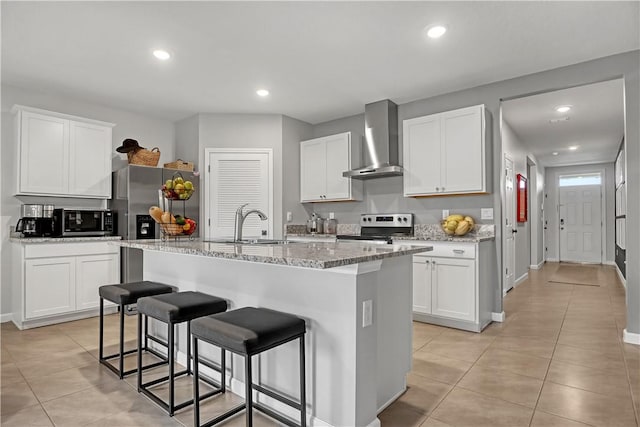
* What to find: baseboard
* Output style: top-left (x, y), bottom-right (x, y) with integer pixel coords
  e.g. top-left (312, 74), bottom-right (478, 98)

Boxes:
top-left (615, 264), bottom-right (627, 289)
top-left (603, 261), bottom-right (617, 266)
top-left (623, 329), bottom-right (640, 346)
top-left (515, 272), bottom-right (528, 286)
top-left (546, 258), bottom-right (559, 262)
top-left (0, 313), bottom-right (13, 323)
top-left (377, 381), bottom-right (406, 414)
top-left (491, 311), bottom-right (505, 322)
top-left (529, 260), bottom-right (545, 270)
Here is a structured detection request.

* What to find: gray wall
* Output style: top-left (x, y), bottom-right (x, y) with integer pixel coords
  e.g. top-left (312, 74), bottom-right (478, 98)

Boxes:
top-left (501, 120), bottom-right (537, 281)
top-left (285, 50), bottom-right (639, 323)
top-left (197, 114), bottom-right (284, 238)
top-left (282, 116), bottom-right (313, 228)
top-left (175, 114), bottom-right (200, 170)
top-left (0, 84), bottom-right (176, 317)
top-left (544, 163), bottom-right (615, 263)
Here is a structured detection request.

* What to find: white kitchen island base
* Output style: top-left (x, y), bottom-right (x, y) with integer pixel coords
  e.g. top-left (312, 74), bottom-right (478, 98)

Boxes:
top-left (141, 249), bottom-right (414, 427)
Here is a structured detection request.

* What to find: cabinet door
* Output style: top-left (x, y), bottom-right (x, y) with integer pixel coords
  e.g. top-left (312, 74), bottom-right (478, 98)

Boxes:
top-left (324, 133), bottom-right (351, 200)
top-left (300, 139), bottom-right (327, 202)
top-left (76, 254), bottom-right (120, 310)
top-left (431, 257), bottom-right (476, 321)
top-left (403, 114), bottom-right (442, 196)
top-left (441, 106), bottom-right (484, 194)
top-left (19, 111), bottom-right (69, 195)
top-left (412, 257), bottom-right (432, 314)
top-left (69, 121), bottom-right (112, 198)
top-left (25, 257), bottom-right (76, 319)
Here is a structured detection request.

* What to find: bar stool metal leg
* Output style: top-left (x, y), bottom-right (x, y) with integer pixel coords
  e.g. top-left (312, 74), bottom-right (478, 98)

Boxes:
top-left (119, 305), bottom-right (125, 379)
top-left (99, 298), bottom-right (104, 361)
top-left (245, 355), bottom-right (253, 427)
top-left (193, 335), bottom-right (200, 427)
top-left (168, 322), bottom-right (175, 415)
top-left (300, 336), bottom-right (306, 427)
top-left (137, 312), bottom-right (143, 392)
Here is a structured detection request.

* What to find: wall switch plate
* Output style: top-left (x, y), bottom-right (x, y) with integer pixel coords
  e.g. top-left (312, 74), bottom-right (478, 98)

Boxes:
top-left (362, 300), bottom-right (373, 328)
top-left (329, 212), bottom-right (335, 220)
top-left (286, 212), bottom-right (293, 222)
top-left (442, 209), bottom-right (450, 220)
top-left (481, 208), bottom-right (494, 220)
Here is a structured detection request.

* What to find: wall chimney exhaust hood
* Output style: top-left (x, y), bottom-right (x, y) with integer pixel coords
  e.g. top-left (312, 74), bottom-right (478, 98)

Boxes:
top-left (343, 99), bottom-right (403, 179)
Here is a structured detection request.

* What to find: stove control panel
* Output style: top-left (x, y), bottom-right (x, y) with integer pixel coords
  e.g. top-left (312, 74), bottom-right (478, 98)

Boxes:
top-left (360, 213), bottom-right (414, 227)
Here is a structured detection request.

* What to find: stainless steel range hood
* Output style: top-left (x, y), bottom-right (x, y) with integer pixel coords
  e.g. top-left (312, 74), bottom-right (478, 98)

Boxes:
top-left (343, 99), bottom-right (403, 179)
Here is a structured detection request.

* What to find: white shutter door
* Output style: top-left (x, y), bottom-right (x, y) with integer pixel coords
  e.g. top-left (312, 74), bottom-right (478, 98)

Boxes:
top-left (208, 151), bottom-right (271, 239)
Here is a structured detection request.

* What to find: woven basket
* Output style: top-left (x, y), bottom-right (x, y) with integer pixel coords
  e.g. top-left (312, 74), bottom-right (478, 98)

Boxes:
top-left (127, 147), bottom-right (160, 167)
top-left (164, 159), bottom-right (194, 171)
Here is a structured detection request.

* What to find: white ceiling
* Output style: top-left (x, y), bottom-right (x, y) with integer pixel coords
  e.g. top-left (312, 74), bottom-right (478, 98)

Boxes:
top-left (502, 79), bottom-right (624, 167)
top-left (2, 2), bottom-right (638, 124)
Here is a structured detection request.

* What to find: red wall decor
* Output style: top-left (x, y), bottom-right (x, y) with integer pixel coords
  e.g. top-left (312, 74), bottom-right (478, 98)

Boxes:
top-left (516, 173), bottom-right (527, 222)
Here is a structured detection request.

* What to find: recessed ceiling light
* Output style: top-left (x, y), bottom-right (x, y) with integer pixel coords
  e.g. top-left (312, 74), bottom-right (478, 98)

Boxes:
top-left (568, 146), bottom-right (578, 151)
top-left (425, 25), bottom-right (447, 39)
top-left (555, 105), bottom-right (572, 113)
top-left (552, 152), bottom-right (558, 156)
top-left (256, 89), bottom-right (270, 97)
top-left (153, 49), bottom-right (171, 60)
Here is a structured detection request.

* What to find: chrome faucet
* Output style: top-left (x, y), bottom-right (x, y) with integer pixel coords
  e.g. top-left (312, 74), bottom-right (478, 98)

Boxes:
top-left (234, 203), bottom-right (268, 241)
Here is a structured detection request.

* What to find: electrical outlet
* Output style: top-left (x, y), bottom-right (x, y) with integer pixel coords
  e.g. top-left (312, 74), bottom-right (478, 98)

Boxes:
top-left (362, 300), bottom-right (373, 327)
top-left (329, 212), bottom-right (335, 220)
top-left (442, 209), bottom-right (449, 220)
top-left (481, 208), bottom-right (494, 220)
top-left (286, 211), bottom-right (293, 222)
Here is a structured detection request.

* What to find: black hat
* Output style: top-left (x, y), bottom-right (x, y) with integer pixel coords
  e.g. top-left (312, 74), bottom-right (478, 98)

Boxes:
top-left (116, 138), bottom-right (143, 153)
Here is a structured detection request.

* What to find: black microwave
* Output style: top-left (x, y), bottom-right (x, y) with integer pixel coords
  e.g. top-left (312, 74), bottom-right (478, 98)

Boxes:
top-left (52, 209), bottom-right (116, 237)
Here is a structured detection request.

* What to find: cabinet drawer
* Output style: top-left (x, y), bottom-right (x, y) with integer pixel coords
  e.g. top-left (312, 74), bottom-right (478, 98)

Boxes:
top-left (413, 243), bottom-right (476, 259)
top-left (25, 242), bottom-right (118, 259)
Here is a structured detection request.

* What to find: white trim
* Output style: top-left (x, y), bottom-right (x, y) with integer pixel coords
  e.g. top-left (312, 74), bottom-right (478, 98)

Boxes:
top-left (623, 329), bottom-right (640, 346)
top-left (615, 264), bottom-right (627, 289)
top-left (377, 380), bottom-right (406, 414)
top-left (529, 260), bottom-right (545, 270)
top-left (603, 261), bottom-right (616, 266)
top-left (515, 272), bottom-right (528, 286)
top-left (0, 313), bottom-right (13, 323)
top-left (501, 151), bottom-right (515, 297)
top-left (11, 104), bottom-right (115, 127)
top-left (546, 257), bottom-right (559, 263)
top-left (204, 148), bottom-right (274, 240)
top-left (491, 311), bottom-right (506, 322)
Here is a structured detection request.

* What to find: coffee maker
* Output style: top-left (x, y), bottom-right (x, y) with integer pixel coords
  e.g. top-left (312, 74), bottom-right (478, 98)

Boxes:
top-left (16, 204), bottom-right (54, 237)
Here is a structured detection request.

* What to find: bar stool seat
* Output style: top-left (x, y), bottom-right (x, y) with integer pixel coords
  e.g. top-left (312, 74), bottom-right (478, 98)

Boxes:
top-left (137, 291), bottom-right (228, 416)
top-left (98, 281), bottom-right (174, 379)
top-left (191, 307), bottom-right (306, 427)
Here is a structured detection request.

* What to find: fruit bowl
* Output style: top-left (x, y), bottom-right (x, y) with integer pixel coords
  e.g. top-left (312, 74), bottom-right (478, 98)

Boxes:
top-left (160, 219), bottom-right (197, 238)
top-left (441, 214), bottom-right (475, 237)
top-left (162, 173), bottom-right (195, 200)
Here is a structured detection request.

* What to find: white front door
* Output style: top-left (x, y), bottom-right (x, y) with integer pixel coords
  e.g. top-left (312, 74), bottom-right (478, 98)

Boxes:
top-left (503, 155), bottom-right (516, 293)
top-left (205, 149), bottom-right (273, 239)
top-left (559, 184), bottom-right (602, 263)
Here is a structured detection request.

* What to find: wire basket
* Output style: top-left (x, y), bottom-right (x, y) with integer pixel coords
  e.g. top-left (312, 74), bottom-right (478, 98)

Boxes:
top-left (161, 171), bottom-right (196, 200)
top-left (159, 221), bottom-right (197, 240)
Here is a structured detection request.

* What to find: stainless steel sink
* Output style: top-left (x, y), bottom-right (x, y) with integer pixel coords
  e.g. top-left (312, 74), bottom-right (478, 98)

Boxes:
top-left (206, 238), bottom-right (290, 245)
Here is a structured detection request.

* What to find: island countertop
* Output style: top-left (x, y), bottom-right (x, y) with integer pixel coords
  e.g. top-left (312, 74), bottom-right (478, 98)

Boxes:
top-left (112, 238), bottom-right (431, 269)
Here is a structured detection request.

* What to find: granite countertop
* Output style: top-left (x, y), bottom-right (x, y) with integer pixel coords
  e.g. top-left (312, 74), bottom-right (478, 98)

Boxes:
top-left (112, 239), bottom-right (431, 269)
top-left (10, 235), bottom-right (123, 244)
top-left (284, 224), bottom-right (495, 243)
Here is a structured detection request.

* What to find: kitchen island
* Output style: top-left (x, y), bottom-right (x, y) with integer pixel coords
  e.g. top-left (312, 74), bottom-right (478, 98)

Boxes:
top-left (113, 238), bottom-right (430, 427)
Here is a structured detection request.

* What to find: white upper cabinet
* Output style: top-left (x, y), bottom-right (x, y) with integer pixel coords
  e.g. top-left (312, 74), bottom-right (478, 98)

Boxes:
top-left (403, 105), bottom-right (486, 197)
top-left (14, 105), bottom-right (115, 199)
top-left (300, 132), bottom-right (362, 202)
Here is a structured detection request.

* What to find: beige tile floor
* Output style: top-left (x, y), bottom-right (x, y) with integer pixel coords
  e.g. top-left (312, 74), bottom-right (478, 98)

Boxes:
top-left (0, 262), bottom-right (638, 426)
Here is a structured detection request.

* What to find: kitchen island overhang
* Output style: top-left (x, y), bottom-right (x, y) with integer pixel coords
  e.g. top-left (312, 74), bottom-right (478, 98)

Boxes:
top-left (112, 239), bottom-right (431, 427)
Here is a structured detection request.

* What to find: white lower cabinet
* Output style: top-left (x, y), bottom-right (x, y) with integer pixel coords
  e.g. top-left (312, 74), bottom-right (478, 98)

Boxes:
top-left (13, 241), bottom-right (120, 328)
top-left (25, 257), bottom-right (76, 319)
top-left (409, 241), bottom-right (492, 332)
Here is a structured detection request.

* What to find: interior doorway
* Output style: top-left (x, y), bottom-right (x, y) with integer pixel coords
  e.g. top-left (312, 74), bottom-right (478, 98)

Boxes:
top-left (503, 154), bottom-right (516, 293)
top-left (558, 173), bottom-right (603, 263)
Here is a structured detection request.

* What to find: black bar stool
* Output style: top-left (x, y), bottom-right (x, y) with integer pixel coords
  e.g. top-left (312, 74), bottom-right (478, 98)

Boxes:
top-left (98, 281), bottom-right (174, 379)
top-left (137, 291), bottom-right (228, 416)
top-left (190, 307), bottom-right (306, 427)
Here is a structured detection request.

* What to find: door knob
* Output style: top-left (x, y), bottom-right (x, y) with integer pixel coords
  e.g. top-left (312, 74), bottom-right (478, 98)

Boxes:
top-left (512, 229), bottom-right (518, 233)
top-left (561, 227), bottom-right (564, 230)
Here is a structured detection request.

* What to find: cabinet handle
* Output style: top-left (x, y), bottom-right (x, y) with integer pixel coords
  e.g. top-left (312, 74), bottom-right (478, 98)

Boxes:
top-left (441, 187), bottom-right (445, 192)
top-left (435, 187), bottom-right (439, 191)
top-left (425, 259), bottom-right (430, 264)
top-left (453, 249), bottom-right (465, 254)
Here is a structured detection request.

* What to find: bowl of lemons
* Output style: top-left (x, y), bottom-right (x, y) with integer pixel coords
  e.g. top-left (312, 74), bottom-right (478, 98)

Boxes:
top-left (441, 214), bottom-right (475, 236)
